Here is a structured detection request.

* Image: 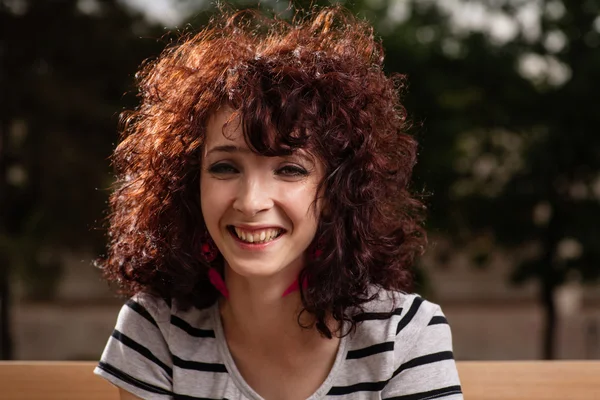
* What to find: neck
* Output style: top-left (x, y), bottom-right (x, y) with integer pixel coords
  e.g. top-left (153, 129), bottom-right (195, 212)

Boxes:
top-left (219, 262), bottom-right (316, 346)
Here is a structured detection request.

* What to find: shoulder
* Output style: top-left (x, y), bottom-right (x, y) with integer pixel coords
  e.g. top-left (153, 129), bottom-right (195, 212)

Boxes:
top-left (337, 288), bottom-right (456, 389)
top-left (96, 294), bottom-right (219, 398)
top-left (360, 289), bottom-right (463, 398)
top-left (116, 293), bottom-right (215, 343)
top-left (353, 286), bottom-right (443, 329)
top-left (350, 287), bottom-right (450, 356)
top-left (112, 293), bottom-right (172, 340)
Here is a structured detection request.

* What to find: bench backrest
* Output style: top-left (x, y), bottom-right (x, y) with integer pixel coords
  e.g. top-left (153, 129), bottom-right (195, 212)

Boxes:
top-left (1, 361), bottom-right (599, 399)
top-left (458, 361), bottom-right (600, 399)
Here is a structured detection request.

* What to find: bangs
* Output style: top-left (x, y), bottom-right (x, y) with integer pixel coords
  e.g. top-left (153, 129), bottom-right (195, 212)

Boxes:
top-left (224, 58), bottom-right (317, 157)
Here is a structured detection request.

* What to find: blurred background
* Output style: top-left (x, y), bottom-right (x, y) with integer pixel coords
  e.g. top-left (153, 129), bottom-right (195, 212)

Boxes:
top-left (1, 0), bottom-right (599, 362)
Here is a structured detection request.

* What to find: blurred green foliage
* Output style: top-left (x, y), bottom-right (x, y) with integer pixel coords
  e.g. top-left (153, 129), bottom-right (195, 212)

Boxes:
top-left (0, 0), bottom-right (166, 358)
top-left (1, 0), bottom-right (164, 292)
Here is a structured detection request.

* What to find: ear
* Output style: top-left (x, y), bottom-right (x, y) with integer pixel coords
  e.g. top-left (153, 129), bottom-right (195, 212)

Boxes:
top-left (321, 202), bottom-right (331, 218)
top-left (314, 186), bottom-right (330, 218)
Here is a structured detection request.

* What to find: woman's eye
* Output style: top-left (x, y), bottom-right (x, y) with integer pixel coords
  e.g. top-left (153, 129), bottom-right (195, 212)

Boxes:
top-left (208, 163), bottom-right (238, 174)
top-left (277, 165), bottom-right (308, 177)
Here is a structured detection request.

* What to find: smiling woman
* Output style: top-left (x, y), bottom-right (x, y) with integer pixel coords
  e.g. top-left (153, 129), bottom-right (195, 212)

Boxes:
top-left (94, 5), bottom-right (463, 400)
top-left (201, 108), bottom-right (324, 293)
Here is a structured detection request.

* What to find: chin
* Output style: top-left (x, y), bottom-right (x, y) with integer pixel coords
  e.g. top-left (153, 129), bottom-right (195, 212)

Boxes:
top-left (225, 260), bottom-right (283, 278)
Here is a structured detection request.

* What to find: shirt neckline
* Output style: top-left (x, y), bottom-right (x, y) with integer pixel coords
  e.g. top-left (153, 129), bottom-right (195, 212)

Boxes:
top-left (210, 302), bottom-right (349, 400)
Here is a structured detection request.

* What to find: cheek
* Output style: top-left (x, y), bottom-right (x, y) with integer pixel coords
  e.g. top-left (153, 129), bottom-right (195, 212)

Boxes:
top-left (200, 176), bottom-right (228, 227)
top-left (199, 176), bottom-right (210, 214)
top-left (280, 183), bottom-right (320, 228)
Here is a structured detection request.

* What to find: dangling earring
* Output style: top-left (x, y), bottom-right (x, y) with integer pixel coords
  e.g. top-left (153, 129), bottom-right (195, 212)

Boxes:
top-left (282, 275), bottom-right (308, 297)
top-left (310, 238), bottom-right (324, 261)
top-left (200, 232), bottom-right (229, 298)
top-left (281, 239), bottom-right (323, 297)
top-left (208, 268), bottom-right (229, 299)
top-left (200, 233), bottom-right (218, 263)
top-left (311, 247), bottom-right (323, 260)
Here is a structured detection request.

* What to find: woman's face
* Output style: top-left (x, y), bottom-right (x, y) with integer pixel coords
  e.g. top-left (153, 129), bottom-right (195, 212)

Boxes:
top-left (200, 108), bottom-right (324, 281)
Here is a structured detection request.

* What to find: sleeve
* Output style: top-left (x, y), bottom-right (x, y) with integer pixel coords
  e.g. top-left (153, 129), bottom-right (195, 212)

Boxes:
top-left (382, 301), bottom-right (463, 400)
top-left (94, 293), bottom-right (174, 399)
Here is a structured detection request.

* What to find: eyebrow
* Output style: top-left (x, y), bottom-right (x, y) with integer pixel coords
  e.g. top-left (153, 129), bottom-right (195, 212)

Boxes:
top-left (206, 144), bottom-right (316, 165)
top-left (206, 145), bottom-right (251, 156)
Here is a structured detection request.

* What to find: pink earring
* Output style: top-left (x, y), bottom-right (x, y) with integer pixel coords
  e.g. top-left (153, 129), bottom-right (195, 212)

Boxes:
top-left (282, 239), bottom-right (322, 297)
top-left (200, 233), bottom-right (229, 298)
top-left (200, 234), bottom-right (218, 263)
top-left (310, 238), bottom-right (324, 261)
top-left (205, 237), bottom-right (323, 298)
top-left (282, 275), bottom-right (309, 297)
top-left (208, 268), bottom-right (229, 298)
top-left (311, 247), bottom-right (323, 260)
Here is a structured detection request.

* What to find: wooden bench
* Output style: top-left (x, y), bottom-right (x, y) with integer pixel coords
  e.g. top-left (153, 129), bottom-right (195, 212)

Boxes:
top-left (0, 361), bottom-right (599, 399)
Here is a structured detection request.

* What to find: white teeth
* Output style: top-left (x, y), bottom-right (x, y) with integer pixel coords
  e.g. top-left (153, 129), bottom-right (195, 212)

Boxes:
top-left (234, 227), bottom-right (244, 241)
top-left (232, 227), bottom-right (282, 243)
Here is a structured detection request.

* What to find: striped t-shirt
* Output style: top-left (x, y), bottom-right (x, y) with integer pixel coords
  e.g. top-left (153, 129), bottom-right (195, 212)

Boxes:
top-left (94, 288), bottom-right (463, 400)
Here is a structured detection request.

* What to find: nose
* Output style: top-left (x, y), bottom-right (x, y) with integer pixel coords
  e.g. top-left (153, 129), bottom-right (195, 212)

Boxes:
top-left (232, 175), bottom-right (274, 217)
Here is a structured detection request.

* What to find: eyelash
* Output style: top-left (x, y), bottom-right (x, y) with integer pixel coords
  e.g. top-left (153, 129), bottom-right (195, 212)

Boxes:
top-left (277, 165), bottom-right (309, 177)
top-left (208, 163), bottom-right (308, 177)
top-left (208, 163), bottom-right (238, 175)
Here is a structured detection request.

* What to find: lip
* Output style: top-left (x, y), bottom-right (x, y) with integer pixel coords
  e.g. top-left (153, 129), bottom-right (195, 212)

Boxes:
top-left (226, 225), bottom-right (286, 251)
top-left (229, 224), bottom-right (286, 232)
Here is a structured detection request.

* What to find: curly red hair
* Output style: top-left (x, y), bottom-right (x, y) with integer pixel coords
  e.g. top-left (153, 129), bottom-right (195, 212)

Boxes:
top-left (99, 5), bottom-right (426, 338)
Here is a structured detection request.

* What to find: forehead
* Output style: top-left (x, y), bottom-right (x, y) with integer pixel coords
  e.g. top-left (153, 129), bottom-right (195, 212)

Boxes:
top-left (204, 107), bottom-right (243, 147)
top-left (203, 108), bottom-right (320, 168)
top-left (203, 107), bottom-right (314, 157)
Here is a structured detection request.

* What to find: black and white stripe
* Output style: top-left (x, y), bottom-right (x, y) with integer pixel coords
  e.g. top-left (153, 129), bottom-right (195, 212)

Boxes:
top-left (99, 361), bottom-right (232, 400)
top-left (97, 291), bottom-right (462, 399)
top-left (329, 350), bottom-right (457, 395)
top-left (392, 351), bottom-right (455, 378)
top-left (111, 329), bottom-right (173, 378)
top-left (329, 296), bottom-right (460, 397)
top-left (97, 361), bottom-right (173, 396)
top-left (428, 316), bottom-right (448, 326)
top-left (174, 395), bottom-right (230, 400)
top-left (353, 307), bottom-right (404, 322)
top-left (126, 299), bottom-right (160, 328)
top-left (346, 341), bottom-right (395, 360)
top-left (173, 355), bottom-right (228, 373)
top-left (171, 315), bottom-right (216, 337)
top-left (384, 385), bottom-right (463, 400)
top-left (396, 296), bottom-right (424, 334)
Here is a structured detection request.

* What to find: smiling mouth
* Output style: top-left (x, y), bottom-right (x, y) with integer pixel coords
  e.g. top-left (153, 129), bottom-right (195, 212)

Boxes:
top-left (227, 226), bottom-right (286, 244)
